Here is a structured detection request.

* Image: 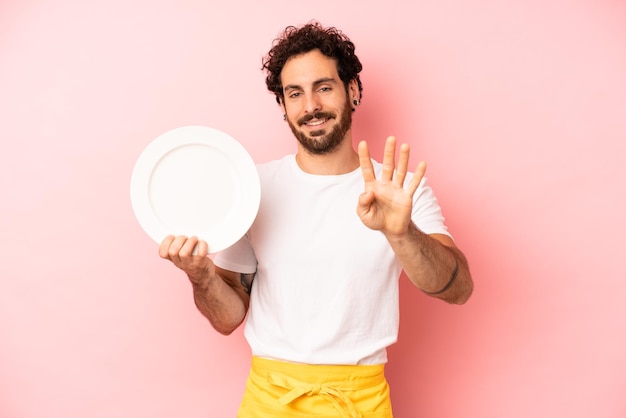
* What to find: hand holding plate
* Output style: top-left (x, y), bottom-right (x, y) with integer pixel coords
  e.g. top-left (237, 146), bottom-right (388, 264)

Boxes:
top-left (159, 235), bottom-right (214, 287)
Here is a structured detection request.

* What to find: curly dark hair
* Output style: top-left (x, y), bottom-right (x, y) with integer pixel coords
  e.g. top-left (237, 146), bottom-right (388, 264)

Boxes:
top-left (262, 22), bottom-right (363, 105)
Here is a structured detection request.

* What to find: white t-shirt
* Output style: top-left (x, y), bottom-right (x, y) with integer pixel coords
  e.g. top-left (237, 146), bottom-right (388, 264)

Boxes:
top-left (214, 155), bottom-right (449, 365)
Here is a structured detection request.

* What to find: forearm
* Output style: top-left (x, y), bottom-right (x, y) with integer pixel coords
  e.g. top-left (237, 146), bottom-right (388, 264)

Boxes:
top-left (386, 223), bottom-right (473, 304)
top-left (191, 272), bottom-right (248, 335)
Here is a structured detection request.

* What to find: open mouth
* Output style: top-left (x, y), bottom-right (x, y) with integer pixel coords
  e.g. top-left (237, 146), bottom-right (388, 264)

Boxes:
top-left (303, 118), bottom-right (328, 127)
top-left (298, 112), bottom-right (335, 127)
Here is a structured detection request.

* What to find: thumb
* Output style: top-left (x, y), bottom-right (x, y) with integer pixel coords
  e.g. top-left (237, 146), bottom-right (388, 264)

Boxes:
top-left (357, 191), bottom-right (375, 215)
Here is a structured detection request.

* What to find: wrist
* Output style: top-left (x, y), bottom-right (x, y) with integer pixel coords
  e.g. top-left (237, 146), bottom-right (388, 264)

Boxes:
top-left (189, 267), bottom-right (214, 291)
top-left (384, 222), bottom-right (420, 244)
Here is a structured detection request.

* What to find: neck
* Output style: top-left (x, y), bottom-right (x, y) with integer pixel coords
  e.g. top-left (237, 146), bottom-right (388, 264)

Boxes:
top-left (295, 137), bottom-right (359, 175)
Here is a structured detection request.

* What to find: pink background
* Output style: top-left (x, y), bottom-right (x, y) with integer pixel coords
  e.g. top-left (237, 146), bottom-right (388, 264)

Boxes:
top-left (2, 1), bottom-right (625, 417)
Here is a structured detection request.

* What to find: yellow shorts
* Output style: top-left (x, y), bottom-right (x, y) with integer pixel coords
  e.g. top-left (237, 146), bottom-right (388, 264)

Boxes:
top-left (237, 357), bottom-right (393, 418)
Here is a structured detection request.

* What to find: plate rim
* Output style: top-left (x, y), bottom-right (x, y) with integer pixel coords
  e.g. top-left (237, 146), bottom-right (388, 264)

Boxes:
top-left (130, 125), bottom-right (260, 253)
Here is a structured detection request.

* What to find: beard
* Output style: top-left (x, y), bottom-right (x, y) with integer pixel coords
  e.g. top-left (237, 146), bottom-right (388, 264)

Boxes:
top-left (287, 99), bottom-right (352, 155)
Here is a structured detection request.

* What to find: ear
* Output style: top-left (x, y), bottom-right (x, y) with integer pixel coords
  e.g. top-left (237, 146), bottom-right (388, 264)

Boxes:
top-left (348, 79), bottom-right (360, 103)
top-left (278, 96), bottom-right (286, 113)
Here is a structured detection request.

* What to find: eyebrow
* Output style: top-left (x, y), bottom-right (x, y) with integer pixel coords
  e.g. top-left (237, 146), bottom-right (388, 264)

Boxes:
top-left (283, 77), bottom-right (338, 93)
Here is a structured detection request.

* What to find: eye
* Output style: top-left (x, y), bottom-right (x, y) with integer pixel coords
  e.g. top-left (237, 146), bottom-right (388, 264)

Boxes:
top-left (318, 86), bottom-right (331, 93)
top-left (288, 91), bottom-right (302, 99)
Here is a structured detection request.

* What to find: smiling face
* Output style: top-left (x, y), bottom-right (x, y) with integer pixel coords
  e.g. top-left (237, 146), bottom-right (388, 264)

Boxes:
top-left (280, 49), bottom-right (358, 155)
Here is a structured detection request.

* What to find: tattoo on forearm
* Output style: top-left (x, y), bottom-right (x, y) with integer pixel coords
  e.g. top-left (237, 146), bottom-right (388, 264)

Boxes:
top-left (240, 273), bottom-right (254, 295)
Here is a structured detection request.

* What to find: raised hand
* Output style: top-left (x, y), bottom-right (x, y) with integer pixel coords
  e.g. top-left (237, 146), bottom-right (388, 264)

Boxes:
top-left (357, 136), bottom-right (426, 238)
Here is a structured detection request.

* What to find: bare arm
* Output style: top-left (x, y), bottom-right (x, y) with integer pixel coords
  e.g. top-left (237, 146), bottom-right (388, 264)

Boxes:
top-left (159, 235), bottom-right (254, 335)
top-left (357, 137), bottom-right (473, 304)
top-left (386, 227), bottom-right (472, 304)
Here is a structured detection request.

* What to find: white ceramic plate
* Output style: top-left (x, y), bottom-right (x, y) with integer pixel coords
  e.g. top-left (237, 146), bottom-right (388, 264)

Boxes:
top-left (130, 126), bottom-right (260, 253)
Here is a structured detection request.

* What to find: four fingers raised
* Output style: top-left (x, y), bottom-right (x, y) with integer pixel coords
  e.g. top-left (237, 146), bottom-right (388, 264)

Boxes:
top-left (359, 136), bottom-right (427, 193)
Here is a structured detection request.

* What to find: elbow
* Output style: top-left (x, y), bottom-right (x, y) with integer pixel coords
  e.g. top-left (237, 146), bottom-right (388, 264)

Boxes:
top-left (212, 321), bottom-right (242, 336)
top-left (450, 290), bottom-right (472, 305)
top-left (207, 315), bottom-right (245, 336)
top-left (448, 278), bottom-right (473, 305)
top-left (216, 326), bottom-right (238, 336)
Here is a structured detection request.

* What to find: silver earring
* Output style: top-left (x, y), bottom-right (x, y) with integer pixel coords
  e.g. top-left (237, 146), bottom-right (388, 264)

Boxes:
top-left (283, 114), bottom-right (286, 121)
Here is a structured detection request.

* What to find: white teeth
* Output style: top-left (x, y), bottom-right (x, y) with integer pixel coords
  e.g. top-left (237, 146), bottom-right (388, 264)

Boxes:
top-left (305, 119), bottom-right (327, 126)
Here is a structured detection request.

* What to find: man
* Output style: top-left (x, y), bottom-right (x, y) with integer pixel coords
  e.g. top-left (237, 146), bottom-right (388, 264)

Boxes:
top-left (160, 22), bottom-right (473, 417)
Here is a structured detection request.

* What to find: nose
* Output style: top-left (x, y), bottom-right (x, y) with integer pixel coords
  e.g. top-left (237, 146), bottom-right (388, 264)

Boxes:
top-left (304, 93), bottom-right (321, 114)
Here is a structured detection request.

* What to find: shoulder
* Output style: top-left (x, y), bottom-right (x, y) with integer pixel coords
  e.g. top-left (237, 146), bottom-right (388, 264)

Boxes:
top-left (256, 155), bottom-right (295, 178)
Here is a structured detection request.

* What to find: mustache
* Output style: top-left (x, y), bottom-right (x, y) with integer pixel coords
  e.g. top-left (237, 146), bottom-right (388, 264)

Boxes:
top-left (297, 111), bottom-right (336, 126)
